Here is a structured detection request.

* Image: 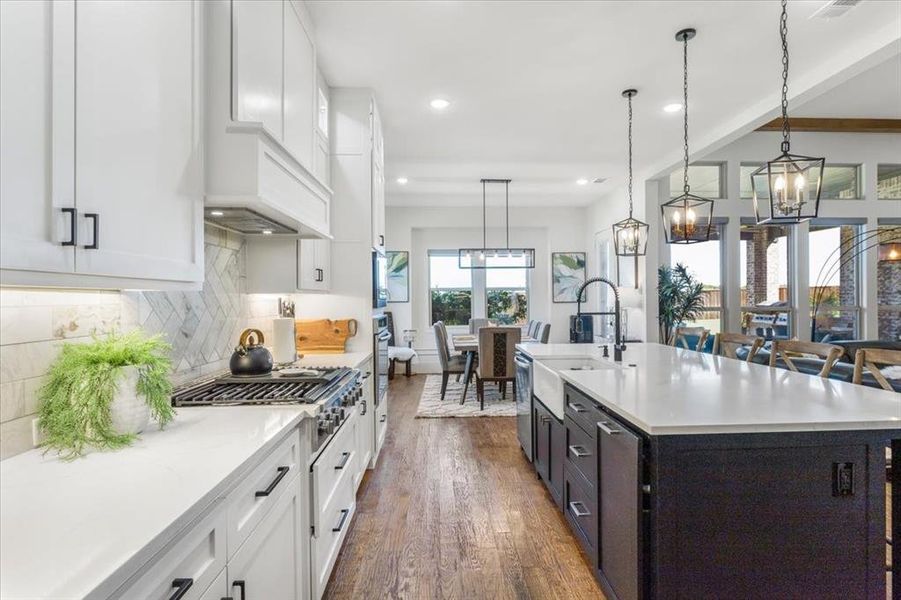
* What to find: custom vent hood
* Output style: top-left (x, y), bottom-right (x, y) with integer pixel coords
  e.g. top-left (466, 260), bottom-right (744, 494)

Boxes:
top-left (204, 207), bottom-right (297, 235)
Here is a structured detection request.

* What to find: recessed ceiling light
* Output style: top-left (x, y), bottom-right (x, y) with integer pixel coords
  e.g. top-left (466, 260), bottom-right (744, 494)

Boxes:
top-left (430, 98), bottom-right (450, 110)
top-left (396, 177), bottom-right (409, 185)
top-left (261, 229), bottom-right (273, 235)
top-left (576, 178), bottom-right (589, 185)
top-left (210, 210), bottom-right (224, 217)
top-left (663, 103), bottom-right (683, 113)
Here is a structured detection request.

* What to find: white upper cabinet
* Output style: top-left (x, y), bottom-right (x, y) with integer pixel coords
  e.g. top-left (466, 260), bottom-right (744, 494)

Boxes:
top-left (233, 0), bottom-right (283, 136)
top-left (371, 102), bottom-right (386, 251)
top-left (0, 0), bottom-right (203, 289)
top-left (74, 0), bottom-right (203, 283)
top-left (284, 2), bottom-right (315, 170)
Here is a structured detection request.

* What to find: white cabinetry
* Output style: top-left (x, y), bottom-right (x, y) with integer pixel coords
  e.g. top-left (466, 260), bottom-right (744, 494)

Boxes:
top-left (245, 237), bottom-right (330, 293)
top-left (284, 1), bottom-right (316, 170)
top-left (232, 0), bottom-right (283, 136)
top-left (355, 367), bottom-right (375, 481)
top-left (299, 239), bottom-right (331, 292)
top-left (371, 105), bottom-right (386, 252)
top-left (0, 0), bottom-right (204, 289)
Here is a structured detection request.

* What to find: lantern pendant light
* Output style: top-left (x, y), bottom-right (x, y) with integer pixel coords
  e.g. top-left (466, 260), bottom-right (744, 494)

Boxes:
top-left (661, 28), bottom-right (714, 245)
top-left (751, 0), bottom-right (824, 225)
top-left (613, 89), bottom-right (649, 257)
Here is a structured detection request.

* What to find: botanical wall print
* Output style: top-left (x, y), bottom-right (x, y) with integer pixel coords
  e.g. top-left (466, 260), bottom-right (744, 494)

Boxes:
top-left (552, 252), bottom-right (587, 302)
top-left (387, 251), bottom-right (410, 302)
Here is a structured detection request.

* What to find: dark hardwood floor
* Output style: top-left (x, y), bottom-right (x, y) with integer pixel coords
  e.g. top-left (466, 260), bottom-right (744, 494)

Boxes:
top-left (324, 375), bottom-right (605, 600)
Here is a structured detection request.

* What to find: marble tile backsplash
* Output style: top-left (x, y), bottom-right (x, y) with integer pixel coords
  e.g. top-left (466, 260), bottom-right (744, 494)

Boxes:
top-left (0, 226), bottom-right (280, 460)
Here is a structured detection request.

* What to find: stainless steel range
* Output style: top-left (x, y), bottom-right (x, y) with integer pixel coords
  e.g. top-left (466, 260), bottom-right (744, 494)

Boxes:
top-left (172, 366), bottom-right (363, 454)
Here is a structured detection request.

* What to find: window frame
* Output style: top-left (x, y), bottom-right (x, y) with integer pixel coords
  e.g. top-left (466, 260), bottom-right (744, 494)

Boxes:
top-left (669, 161), bottom-right (727, 200)
top-left (739, 220), bottom-right (796, 340)
top-left (876, 221), bottom-right (901, 341)
top-left (485, 266), bottom-right (531, 326)
top-left (428, 249), bottom-right (473, 328)
top-left (808, 221), bottom-right (863, 341)
top-left (667, 221), bottom-right (726, 335)
top-left (877, 164), bottom-right (901, 200)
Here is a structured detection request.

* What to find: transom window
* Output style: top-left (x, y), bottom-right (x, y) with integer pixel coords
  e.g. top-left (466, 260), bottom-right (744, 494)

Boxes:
top-left (669, 163), bottom-right (725, 199)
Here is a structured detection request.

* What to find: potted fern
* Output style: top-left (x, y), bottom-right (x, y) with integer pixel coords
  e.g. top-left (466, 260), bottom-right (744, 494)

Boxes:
top-left (657, 263), bottom-right (706, 346)
top-left (38, 330), bottom-right (175, 460)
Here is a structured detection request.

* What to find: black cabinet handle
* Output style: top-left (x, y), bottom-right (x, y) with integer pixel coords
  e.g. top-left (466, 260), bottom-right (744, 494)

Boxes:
top-left (315, 268), bottom-right (323, 282)
top-left (539, 415), bottom-right (551, 424)
top-left (335, 451), bottom-right (350, 470)
top-left (380, 414), bottom-right (387, 423)
top-left (61, 208), bottom-right (77, 246)
top-left (83, 213), bottom-right (99, 249)
top-left (569, 444), bottom-right (591, 458)
top-left (569, 501), bottom-right (591, 518)
top-left (332, 508), bottom-right (350, 532)
top-left (255, 466), bottom-right (289, 497)
top-left (360, 400), bottom-right (367, 415)
top-left (232, 580), bottom-right (246, 600)
top-left (169, 578), bottom-right (193, 600)
top-left (378, 234), bottom-right (385, 246)
top-left (567, 401), bottom-right (586, 413)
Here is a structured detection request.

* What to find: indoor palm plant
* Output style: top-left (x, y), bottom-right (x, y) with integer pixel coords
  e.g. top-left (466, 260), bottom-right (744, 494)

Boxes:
top-left (657, 263), bottom-right (705, 346)
top-left (38, 330), bottom-right (175, 459)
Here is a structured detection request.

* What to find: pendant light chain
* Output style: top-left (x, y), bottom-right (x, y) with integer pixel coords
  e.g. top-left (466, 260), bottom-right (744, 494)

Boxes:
top-left (682, 32), bottom-right (690, 195)
top-left (780, 0), bottom-right (791, 151)
top-left (627, 92), bottom-right (634, 217)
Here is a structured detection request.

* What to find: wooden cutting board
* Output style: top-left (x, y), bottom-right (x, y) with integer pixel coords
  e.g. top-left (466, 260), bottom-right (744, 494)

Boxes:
top-left (295, 319), bottom-right (358, 353)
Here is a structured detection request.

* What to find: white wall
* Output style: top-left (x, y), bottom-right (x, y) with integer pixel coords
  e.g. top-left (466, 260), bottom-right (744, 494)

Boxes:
top-left (385, 205), bottom-right (587, 371)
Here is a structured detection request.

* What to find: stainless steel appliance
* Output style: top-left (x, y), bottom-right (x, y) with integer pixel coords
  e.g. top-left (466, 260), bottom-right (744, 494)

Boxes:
top-left (372, 251), bottom-right (388, 308)
top-left (514, 350), bottom-right (533, 461)
top-left (373, 315), bottom-right (390, 407)
top-left (172, 366), bottom-right (362, 456)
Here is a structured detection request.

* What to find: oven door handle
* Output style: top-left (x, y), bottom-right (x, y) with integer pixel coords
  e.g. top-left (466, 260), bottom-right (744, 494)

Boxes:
top-left (377, 330), bottom-right (391, 342)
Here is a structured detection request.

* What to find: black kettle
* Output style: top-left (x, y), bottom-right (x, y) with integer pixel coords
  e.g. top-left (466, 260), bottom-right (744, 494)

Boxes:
top-left (230, 328), bottom-right (273, 377)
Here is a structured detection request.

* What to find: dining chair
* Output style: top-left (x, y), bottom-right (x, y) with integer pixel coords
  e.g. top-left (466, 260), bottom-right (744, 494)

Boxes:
top-left (469, 318), bottom-right (493, 334)
top-left (474, 326), bottom-right (521, 410)
top-left (528, 320), bottom-right (542, 339)
top-left (672, 326), bottom-right (710, 352)
top-left (713, 332), bottom-right (764, 362)
top-left (433, 322), bottom-right (468, 401)
top-left (537, 322), bottom-right (551, 344)
top-left (525, 320), bottom-right (536, 338)
top-left (385, 311), bottom-right (415, 379)
top-left (768, 340), bottom-right (843, 378)
top-left (852, 347), bottom-right (901, 391)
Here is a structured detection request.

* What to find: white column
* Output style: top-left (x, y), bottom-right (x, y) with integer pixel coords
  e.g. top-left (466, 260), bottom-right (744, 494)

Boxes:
top-left (795, 221), bottom-right (811, 341)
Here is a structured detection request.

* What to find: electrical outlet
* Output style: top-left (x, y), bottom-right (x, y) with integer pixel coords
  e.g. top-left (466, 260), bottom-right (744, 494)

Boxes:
top-left (832, 462), bottom-right (854, 496)
top-left (31, 417), bottom-right (44, 447)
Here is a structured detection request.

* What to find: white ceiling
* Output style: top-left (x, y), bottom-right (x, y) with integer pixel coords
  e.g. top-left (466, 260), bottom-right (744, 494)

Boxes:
top-left (307, 0), bottom-right (901, 206)
top-left (793, 53), bottom-right (901, 118)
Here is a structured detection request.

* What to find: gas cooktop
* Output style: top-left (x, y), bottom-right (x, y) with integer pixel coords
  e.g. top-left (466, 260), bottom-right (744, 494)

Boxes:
top-left (171, 366), bottom-right (355, 406)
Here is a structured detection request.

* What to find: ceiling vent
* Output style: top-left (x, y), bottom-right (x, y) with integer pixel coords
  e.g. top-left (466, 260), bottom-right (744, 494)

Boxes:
top-left (810, 0), bottom-right (861, 19)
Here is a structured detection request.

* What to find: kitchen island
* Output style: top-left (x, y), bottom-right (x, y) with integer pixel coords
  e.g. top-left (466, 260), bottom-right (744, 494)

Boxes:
top-left (517, 342), bottom-right (900, 600)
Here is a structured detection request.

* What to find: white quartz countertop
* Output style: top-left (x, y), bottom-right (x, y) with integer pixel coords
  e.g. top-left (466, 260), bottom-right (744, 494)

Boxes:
top-left (0, 405), bottom-right (315, 600)
top-left (516, 341), bottom-right (605, 360)
top-left (533, 343), bottom-right (901, 435)
top-left (297, 351), bottom-right (372, 370)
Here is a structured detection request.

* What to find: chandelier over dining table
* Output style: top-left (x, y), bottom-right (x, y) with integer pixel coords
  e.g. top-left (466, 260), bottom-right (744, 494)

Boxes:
top-left (458, 179), bottom-right (536, 269)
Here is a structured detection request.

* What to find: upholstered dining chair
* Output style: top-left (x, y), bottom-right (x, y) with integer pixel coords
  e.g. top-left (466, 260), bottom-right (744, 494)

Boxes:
top-left (528, 320), bottom-right (542, 339)
top-left (852, 347), bottom-right (901, 391)
top-left (768, 340), bottom-right (843, 378)
top-left (385, 311), bottom-right (415, 379)
top-left (525, 320), bottom-right (536, 338)
top-left (713, 332), bottom-right (764, 362)
top-left (473, 326), bottom-right (521, 410)
top-left (537, 322), bottom-right (551, 344)
top-left (433, 321), bottom-right (468, 401)
top-left (672, 326), bottom-right (710, 352)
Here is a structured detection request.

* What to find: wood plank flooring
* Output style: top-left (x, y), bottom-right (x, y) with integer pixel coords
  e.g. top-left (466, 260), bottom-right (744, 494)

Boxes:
top-left (324, 375), bottom-right (605, 600)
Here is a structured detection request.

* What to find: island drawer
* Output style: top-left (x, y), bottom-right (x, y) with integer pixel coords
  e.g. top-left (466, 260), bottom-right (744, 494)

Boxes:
top-left (565, 418), bottom-right (597, 491)
top-left (564, 386), bottom-right (604, 436)
top-left (563, 464), bottom-right (598, 566)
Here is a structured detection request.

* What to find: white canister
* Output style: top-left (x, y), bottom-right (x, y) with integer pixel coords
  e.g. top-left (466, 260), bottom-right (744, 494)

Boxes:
top-left (272, 317), bottom-right (297, 364)
top-left (109, 365), bottom-right (151, 435)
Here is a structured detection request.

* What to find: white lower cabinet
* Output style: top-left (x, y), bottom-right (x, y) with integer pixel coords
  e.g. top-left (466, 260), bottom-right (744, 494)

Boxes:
top-left (311, 473), bottom-right (355, 600)
top-left (227, 475), bottom-right (304, 600)
top-left (355, 368), bottom-right (374, 477)
top-left (374, 390), bottom-right (389, 465)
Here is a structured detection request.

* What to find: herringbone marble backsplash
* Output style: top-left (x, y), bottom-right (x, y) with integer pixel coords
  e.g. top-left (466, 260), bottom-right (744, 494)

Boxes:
top-left (0, 226), bottom-right (279, 459)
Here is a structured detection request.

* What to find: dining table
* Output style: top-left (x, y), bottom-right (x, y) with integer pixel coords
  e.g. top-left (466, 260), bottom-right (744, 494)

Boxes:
top-left (452, 332), bottom-right (535, 403)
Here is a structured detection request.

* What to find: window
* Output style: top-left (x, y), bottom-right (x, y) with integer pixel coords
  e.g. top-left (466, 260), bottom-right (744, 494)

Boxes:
top-left (669, 163), bottom-right (725, 199)
top-left (740, 223), bottom-right (793, 339)
top-left (669, 224), bottom-right (723, 336)
top-left (877, 164), bottom-right (901, 199)
top-left (809, 223), bottom-right (861, 341)
top-left (429, 251), bottom-right (471, 326)
top-left (877, 224), bottom-right (901, 341)
top-left (486, 255), bottom-right (529, 325)
top-left (741, 163), bottom-right (861, 200)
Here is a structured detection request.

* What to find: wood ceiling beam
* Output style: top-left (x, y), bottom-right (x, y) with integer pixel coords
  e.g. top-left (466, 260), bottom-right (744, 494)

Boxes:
top-left (756, 117), bottom-right (901, 134)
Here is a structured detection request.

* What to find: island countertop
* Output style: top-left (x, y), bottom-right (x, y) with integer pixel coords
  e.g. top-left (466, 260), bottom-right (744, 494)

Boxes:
top-left (0, 405), bottom-right (316, 600)
top-left (524, 342), bottom-right (901, 436)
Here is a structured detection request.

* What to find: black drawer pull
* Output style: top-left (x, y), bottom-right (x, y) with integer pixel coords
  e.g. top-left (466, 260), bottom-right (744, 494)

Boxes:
top-left (232, 580), bottom-right (246, 600)
top-left (335, 451), bottom-right (351, 470)
top-left (255, 466), bottom-right (289, 497)
top-left (380, 414), bottom-right (387, 423)
top-left (360, 399), bottom-right (367, 415)
top-left (169, 578), bottom-right (193, 600)
top-left (597, 421), bottom-right (621, 435)
top-left (332, 508), bottom-right (350, 532)
top-left (568, 445), bottom-right (591, 458)
top-left (569, 501), bottom-right (591, 518)
top-left (83, 212), bottom-right (99, 249)
top-left (61, 207), bottom-right (77, 246)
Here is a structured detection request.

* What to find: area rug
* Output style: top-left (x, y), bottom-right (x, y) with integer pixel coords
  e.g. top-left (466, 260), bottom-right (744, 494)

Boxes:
top-left (416, 374), bottom-right (516, 418)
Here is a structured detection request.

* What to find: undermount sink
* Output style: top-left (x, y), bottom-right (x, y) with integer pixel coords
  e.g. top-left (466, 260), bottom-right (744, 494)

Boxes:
top-left (533, 357), bottom-right (619, 420)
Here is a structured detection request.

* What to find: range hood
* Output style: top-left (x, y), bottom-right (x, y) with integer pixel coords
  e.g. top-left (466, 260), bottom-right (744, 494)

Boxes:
top-left (205, 207), bottom-right (297, 235)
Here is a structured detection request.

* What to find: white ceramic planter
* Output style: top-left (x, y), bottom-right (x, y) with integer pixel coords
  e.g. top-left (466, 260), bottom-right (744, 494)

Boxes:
top-left (109, 366), bottom-right (150, 435)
